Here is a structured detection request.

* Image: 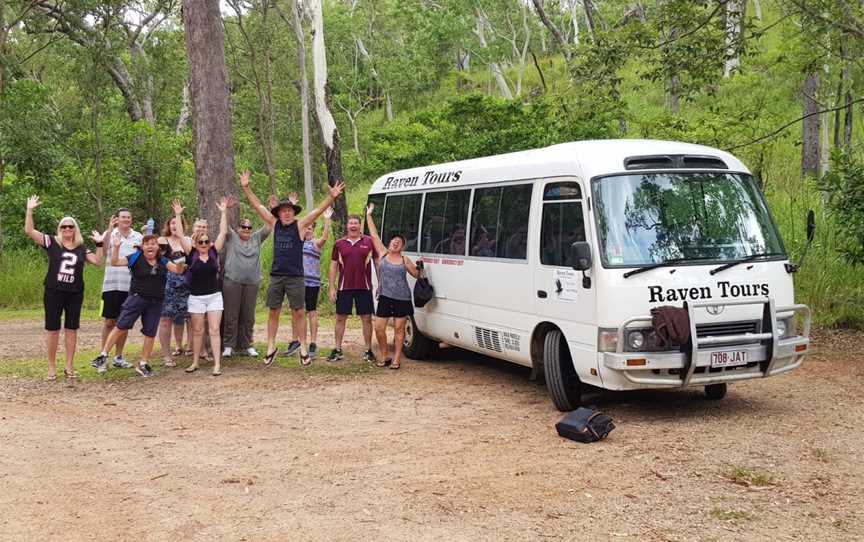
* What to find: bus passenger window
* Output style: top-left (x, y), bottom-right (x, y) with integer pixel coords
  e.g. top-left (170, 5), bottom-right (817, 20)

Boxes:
top-left (470, 184), bottom-right (532, 259)
top-left (383, 193), bottom-right (422, 251)
top-left (541, 201), bottom-right (586, 267)
top-left (422, 190), bottom-right (470, 255)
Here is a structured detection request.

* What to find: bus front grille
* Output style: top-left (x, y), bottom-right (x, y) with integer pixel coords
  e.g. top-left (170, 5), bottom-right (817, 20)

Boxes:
top-left (696, 320), bottom-right (760, 338)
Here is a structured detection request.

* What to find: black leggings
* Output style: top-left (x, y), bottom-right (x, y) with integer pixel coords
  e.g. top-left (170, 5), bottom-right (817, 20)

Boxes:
top-left (44, 288), bottom-right (84, 331)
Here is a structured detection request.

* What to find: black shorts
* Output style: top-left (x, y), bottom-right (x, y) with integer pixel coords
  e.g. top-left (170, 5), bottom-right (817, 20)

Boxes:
top-left (44, 288), bottom-right (85, 331)
top-left (101, 290), bottom-right (129, 320)
top-left (336, 289), bottom-right (374, 316)
top-left (375, 295), bottom-right (414, 318)
top-left (305, 286), bottom-right (320, 312)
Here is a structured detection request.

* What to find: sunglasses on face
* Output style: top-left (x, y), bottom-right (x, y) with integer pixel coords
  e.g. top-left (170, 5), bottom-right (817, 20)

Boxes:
top-left (239, 225), bottom-right (253, 230)
top-left (197, 239), bottom-right (211, 246)
top-left (59, 224), bottom-right (75, 230)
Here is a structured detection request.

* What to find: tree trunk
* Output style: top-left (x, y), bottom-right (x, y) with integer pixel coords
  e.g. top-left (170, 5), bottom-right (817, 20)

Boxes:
top-left (820, 63), bottom-right (830, 175)
top-left (842, 45), bottom-right (853, 148)
top-left (723, 0), bottom-right (744, 78)
top-left (307, 0), bottom-right (347, 231)
top-left (753, 0), bottom-right (762, 22)
top-left (176, 82), bottom-right (191, 134)
top-left (474, 10), bottom-right (514, 100)
top-left (570, 0), bottom-right (580, 45)
top-left (287, 0), bottom-right (314, 210)
top-left (801, 71), bottom-right (821, 178)
top-left (531, 0), bottom-right (571, 61)
top-left (583, 0), bottom-right (598, 43)
top-left (183, 0), bottom-right (238, 231)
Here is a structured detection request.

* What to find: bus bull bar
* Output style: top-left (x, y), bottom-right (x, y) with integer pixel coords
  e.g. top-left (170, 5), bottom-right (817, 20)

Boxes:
top-left (602, 298), bottom-right (811, 387)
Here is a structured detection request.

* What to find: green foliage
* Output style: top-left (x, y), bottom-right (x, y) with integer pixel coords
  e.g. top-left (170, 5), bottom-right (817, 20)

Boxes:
top-left (818, 148), bottom-right (864, 264)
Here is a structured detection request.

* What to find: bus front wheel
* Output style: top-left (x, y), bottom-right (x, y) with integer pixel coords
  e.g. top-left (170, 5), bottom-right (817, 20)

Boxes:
top-left (543, 329), bottom-right (582, 412)
top-left (403, 315), bottom-right (435, 360)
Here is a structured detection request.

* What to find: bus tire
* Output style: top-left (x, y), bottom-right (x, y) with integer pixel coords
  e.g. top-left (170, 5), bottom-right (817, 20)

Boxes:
top-left (543, 329), bottom-right (582, 412)
top-left (704, 383), bottom-right (727, 400)
top-left (403, 315), bottom-right (435, 360)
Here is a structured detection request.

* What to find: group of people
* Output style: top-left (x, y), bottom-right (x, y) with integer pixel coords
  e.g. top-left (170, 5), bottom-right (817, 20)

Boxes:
top-left (26, 170), bottom-right (422, 380)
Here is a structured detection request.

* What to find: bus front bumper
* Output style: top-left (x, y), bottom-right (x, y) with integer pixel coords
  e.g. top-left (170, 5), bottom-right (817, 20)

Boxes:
top-left (601, 299), bottom-right (811, 388)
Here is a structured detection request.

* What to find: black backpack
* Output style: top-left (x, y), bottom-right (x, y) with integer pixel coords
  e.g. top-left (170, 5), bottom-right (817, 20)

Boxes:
top-left (555, 407), bottom-right (615, 443)
top-left (413, 261), bottom-right (434, 308)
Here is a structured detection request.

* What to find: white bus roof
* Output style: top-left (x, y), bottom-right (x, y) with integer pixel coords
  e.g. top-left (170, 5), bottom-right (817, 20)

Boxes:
top-left (368, 139), bottom-right (750, 194)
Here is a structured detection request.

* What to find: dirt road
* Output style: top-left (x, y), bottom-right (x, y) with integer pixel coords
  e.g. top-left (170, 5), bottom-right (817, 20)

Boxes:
top-left (1, 321), bottom-right (862, 541)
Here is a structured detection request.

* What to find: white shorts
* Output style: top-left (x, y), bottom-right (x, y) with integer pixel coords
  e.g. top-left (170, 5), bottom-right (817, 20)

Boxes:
top-left (187, 292), bottom-right (224, 314)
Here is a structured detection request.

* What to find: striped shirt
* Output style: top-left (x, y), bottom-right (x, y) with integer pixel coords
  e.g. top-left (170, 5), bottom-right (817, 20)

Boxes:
top-left (303, 240), bottom-right (322, 287)
top-left (101, 228), bottom-right (143, 293)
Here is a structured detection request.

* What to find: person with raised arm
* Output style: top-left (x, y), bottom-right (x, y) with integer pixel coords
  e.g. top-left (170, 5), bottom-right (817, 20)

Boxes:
top-left (94, 207), bottom-right (143, 373)
top-left (365, 203), bottom-right (421, 370)
top-left (157, 199), bottom-right (192, 367)
top-left (25, 195), bottom-right (105, 380)
top-left (238, 170), bottom-right (345, 366)
top-left (179, 197), bottom-right (231, 376)
top-left (91, 232), bottom-right (186, 377)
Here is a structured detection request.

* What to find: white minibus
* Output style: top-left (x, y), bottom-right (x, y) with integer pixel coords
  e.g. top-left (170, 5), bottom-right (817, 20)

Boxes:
top-left (366, 140), bottom-right (812, 411)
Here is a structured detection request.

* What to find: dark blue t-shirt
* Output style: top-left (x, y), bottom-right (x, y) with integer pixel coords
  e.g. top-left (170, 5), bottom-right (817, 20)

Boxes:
top-left (271, 221), bottom-right (303, 277)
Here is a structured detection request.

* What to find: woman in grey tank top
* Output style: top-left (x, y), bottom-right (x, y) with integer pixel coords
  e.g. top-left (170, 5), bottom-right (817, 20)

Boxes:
top-left (366, 203), bottom-right (421, 369)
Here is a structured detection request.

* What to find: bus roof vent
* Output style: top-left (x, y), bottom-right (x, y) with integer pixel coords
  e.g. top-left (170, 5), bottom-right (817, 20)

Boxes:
top-left (474, 326), bottom-right (503, 353)
top-left (624, 155), bottom-right (729, 171)
top-left (624, 155), bottom-right (675, 170)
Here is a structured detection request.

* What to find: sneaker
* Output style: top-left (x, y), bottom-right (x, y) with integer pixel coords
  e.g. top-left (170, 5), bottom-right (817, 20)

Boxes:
top-left (363, 350), bottom-right (376, 364)
top-left (91, 353), bottom-right (108, 374)
top-left (222, 347), bottom-right (233, 358)
top-left (113, 355), bottom-right (133, 369)
top-left (326, 348), bottom-right (343, 362)
top-left (283, 340), bottom-right (301, 357)
top-left (308, 343), bottom-right (318, 359)
top-left (245, 347), bottom-right (259, 357)
top-left (136, 362), bottom-right (153, 377)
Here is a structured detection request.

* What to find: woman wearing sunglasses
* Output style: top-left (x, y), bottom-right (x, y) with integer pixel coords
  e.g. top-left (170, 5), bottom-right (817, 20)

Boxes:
top-left (179, 197), bottom-right (230, 376)
top-left (25, 195), bottom-right (105, 380)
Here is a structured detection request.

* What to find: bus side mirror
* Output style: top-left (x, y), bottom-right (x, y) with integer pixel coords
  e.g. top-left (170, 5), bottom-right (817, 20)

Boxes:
top-left (569, 241), bottom-right (593, 288)
top-left (789, 209), bottom-right (816, 273)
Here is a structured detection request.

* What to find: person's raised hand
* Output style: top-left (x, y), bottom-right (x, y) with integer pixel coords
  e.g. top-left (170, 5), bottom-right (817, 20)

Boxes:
top-left (239, 170), bottom-right (251, 188)
top-left (26, 195), bottom-right (41, 210)
top-left (323, 207), bottom-right (334, 220)
top-left (91, 230), bottom-right (105, 244)
top-left (216, 197), bottom-right (228, 212)
top-left (329, 181), bottom-right (345, 199)
top-left (172, 198), bottom-right (184, 216)
top-left (268, 194), bottom-right (279, 210)
top-left (112, 230), bottom-right (122, 244)
top-left (288, 192), bottom-right (299, 205)
top-left (365, 202), bottom-right (374, 216)
top-left (226, 195), bottom-right (238, 208)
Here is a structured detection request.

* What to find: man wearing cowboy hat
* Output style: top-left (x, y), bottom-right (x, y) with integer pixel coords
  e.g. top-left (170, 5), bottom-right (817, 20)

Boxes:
top-left (239, 170), bottom-right (345, 366)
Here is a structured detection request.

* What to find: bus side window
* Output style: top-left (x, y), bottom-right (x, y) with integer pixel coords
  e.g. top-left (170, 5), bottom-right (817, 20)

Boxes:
top-left (422, 190), bottom-right (470, 256)
top-left (541, 201), bottom-right (586, 267)
top-left (383, 194), bottom-right (422, 251)
top-left (470, 184), bottom-right (532, 259)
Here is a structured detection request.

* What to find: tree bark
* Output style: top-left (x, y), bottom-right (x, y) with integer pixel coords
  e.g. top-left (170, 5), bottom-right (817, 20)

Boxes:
top-left (285, 0), bottom-right (314, 210)
top-left (531, 0), bottom-right (571, 61)
top-left (182, 0), bottom-right (238, 231)
top-left (723, 0), bottom-right (744, 78)
top-left (583, 0), bottom-right (598, 43)
top-left (474, 9), bottom-right (513, 100)
top-left (307, 0), bottom-right (347, 231)
top-left (801, 71), bottom-right (821, 178)
top-left (176, 82), bottom-right (191, 134)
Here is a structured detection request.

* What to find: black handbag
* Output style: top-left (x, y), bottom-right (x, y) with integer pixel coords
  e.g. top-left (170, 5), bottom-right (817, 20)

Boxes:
top-left (413, 262), bottom-right (434, 308)
top-left (555, 407), bottom-right (615, 443)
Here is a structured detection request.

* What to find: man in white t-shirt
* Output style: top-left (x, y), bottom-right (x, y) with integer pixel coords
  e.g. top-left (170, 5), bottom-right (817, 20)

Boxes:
top-left (93, 208), bottom-right (143, 373)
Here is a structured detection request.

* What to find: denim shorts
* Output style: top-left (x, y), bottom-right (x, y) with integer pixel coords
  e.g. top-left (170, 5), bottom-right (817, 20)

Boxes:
top-left (116, 294), bottom-right (163, 338)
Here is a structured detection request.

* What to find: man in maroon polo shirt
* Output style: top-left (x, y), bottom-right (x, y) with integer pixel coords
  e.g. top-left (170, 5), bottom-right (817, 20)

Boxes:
top-left (327, 214), bottom-right (377, 362)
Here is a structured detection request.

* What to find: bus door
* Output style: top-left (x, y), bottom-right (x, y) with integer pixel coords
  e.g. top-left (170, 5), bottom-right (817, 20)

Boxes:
top-left (533, 180), bottom-right (599, 372)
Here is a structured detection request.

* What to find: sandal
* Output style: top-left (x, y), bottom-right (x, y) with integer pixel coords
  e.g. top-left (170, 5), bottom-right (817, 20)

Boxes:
top-left (64, 369), bottom-right (78, 379)
top-left (164, 359), bottom-right (177, 368)
top-left (171, 348), bottom-right (184, 357)
top-left (263, 349), bottom-right (278, 366)
top-left (185, 364), bottom-right (199, 373)
top-left (300, 353), bottom-right (311, 367)
top-left (47, 373), bottom-right (57, 382)
top-left (389, 361), bottom-right (401, 370)
top-left (375, 358), bottom-right (392, 368)
top-left (211, 370), bottom-right (222, 376)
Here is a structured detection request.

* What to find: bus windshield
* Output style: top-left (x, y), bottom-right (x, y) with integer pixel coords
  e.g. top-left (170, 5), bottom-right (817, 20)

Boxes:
top-left (592, 172), bottom-right (785, 267)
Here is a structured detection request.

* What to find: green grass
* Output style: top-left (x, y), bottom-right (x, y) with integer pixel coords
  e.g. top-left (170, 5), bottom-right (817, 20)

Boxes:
top-left (723, 465), bottom-right (778, 487)
top-left (710, 507), bottom-right (754, 523)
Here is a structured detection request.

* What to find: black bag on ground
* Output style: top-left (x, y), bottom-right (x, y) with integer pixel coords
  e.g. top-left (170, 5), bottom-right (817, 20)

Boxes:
top-left (555, 407), bottom-right (615, 443)
top-left (413, 262), bottom-right (434, 308)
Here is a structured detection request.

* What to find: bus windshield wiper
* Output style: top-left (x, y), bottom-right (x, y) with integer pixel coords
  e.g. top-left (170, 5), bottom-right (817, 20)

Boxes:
top-left (623, 257), bottom-right (690, 279)
top-left (709, 252), bottom-right (785, 275)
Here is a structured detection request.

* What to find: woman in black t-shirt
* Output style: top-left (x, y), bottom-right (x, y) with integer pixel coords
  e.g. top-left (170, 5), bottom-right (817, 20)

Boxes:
top-left (25, 195), bottom-right (105, 380)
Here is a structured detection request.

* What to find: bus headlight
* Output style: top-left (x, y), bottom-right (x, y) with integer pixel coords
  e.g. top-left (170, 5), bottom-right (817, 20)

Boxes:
top-left (628, 330), bottom-right (645, 350)
top-left (776, 316), bottom-right (794, 338)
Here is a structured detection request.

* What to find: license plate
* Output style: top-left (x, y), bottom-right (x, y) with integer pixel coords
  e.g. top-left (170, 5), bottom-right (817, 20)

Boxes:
top-left (710, 349), bottom-right (748, 368)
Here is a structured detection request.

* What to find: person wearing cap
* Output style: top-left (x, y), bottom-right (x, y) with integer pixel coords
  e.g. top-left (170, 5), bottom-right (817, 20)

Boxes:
top-left (238, 170), bottom-right (345, 366)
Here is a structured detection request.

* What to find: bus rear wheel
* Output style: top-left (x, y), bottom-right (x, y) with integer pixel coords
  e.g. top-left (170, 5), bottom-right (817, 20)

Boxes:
top-left (543, 329), bottom-right (582, 412)
top-left (403, 315), bottom-right (435, 360)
